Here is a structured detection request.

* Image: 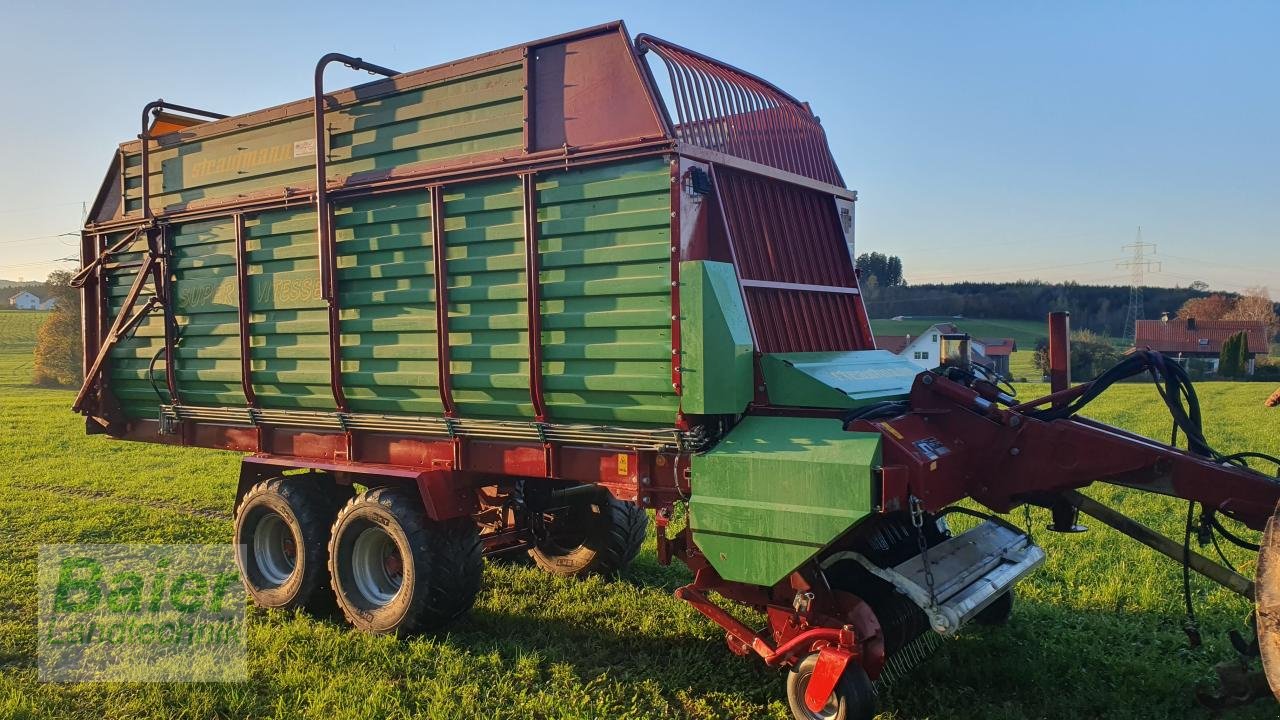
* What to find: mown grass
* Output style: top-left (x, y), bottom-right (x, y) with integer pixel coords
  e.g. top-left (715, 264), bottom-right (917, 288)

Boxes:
top-left (0, 344), bottom-right (1278, 718)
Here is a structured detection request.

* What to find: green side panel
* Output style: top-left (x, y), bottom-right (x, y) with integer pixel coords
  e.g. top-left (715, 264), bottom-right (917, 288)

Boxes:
top-left (443, 178), bottom-right (532, 418)
top-left (244, 207), bottom-right (334, 410)
top-left (690, 416), bottom-right (881, 586)
top-left (679, 260), bottom-right (753, 415)
top-left (170, 218), bottom-right (247, 407)
top-left (124, 65), bottom-right (525, 215)
top-left (761, 350), bottom-right (918, 409)
top-left (103, 231), bottom-right (167, 419)
top-left (334, 190), bottom-right (443, 415)
top-left (107, 157), bottom-right (680, 427)
top-left (536, 158), bottom-right (677, 425)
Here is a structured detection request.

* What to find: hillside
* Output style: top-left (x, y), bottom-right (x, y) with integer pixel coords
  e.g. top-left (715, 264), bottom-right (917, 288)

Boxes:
top-left (864, 281), bottom-right (1217, 338)
top-left (0, 279), bottom-right (44, 291)
top-left (871, 317), bottom-right (1051, 347)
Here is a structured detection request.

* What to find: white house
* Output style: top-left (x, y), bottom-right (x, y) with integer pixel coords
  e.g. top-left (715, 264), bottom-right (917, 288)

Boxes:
top-left (878, 323), bottom-right (962, 370)
top-left (878, 322), bottom-right (1016, 374)
top-left (8, 290), bottom-right (41, 310)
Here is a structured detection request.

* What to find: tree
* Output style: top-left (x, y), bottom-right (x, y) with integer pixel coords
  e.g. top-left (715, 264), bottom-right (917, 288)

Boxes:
top-left (1236, 329), bottom-right (1254, 376)
top-left (1189, 280), bottom-right (1210, 292)
top-left (1224, 286), bottom-right (1278, 337)
top-left (1177, 294), bottom-right (1234, 322)
top-left (885, 255), bottom-right (904, 287)
top-left (1032, 329), bottom-right (1121, 381)
top-left (1219, 332), bottom-right (1245, 378)
top-left (859, 274), bottom-right (880, 302)
top-left (32, 270), bottom-right (82, 387)
top-left (855, 252), bottom-right (906, 288)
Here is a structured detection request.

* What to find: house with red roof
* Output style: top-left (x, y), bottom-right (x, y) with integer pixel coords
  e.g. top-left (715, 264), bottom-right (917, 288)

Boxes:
top-left (1134, 316), bottom-right (1270, 375)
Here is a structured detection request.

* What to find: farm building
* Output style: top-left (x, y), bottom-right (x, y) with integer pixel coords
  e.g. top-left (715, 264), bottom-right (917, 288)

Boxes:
top-left (978, 338), bottom-right (1017, 376)
top-left (1134, 317), bottom-right (1270, 375)
top-left (8, 290), bottom-right (41, 309)
top-left (878, 323), bottom-right (1017, 374)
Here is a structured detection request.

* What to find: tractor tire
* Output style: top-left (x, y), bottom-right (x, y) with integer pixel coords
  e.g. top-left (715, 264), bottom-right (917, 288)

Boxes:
top-left (528, 494), bottom-right (647, 578)
top-left (234, 476), bottom-right (342, 611)
top-left (786, 652), bottom-right (877, 720)
top-left (328, 487), bottom-right (482, 635)
top-left (973, 590), bottom-right (1014, 626)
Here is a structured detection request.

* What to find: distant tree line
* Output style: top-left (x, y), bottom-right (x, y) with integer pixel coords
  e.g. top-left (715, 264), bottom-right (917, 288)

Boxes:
top-left (862, 281), bottom-right (1262, 338)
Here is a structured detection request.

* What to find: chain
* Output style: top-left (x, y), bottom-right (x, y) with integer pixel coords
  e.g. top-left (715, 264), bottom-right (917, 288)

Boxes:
top-left (910, 495), bottom-right (938, 611)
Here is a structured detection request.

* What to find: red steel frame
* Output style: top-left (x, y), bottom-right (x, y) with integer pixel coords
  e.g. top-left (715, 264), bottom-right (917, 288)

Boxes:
top-left (635, 34), bottom-right (844, 188)
top-left (430, 187), bottom-right (457, 418)
top-left (521, 173), bottom-right (548, 422)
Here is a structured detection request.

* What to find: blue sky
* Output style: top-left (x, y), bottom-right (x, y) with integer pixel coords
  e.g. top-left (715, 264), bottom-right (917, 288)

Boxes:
top-left (1, 1), bottom-right (1275, 292)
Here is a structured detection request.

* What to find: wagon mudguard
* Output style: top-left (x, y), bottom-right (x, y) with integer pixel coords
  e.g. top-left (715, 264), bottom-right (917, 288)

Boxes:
top-left (689, 415), bottom-right (881, 586)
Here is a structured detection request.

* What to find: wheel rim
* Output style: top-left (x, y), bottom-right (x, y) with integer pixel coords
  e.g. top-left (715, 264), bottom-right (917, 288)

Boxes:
top-left (252, 512), bottom-right (297, 587)
top-left (350, 526), bottom-right (404, 606)
top-left (537, 503), bottom-right (593, 554)
top-left (796, 670), bottom-right (840, 719)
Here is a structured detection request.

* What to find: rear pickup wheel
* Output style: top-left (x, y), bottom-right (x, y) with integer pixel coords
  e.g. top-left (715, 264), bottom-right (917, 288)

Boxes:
top-left (528, 494), bottom-right (648, 578)
top-left (786, 652), bottom-right (876, 720)
top-left (328, 488), bottom-right (483, 634)
top-left (234, 476), bottom-right (346, 610)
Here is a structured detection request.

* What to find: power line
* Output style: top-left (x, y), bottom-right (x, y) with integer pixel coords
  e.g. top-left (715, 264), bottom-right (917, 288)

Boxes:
top-left (0, 200), bottom-right (86, 217)
top-left (908, 257), bottom-right (1122, 283)
top-left (1117, 227), bottom-right (1160, 343)
top-left (0, 231), bottom-right (79, 246)
top-left (1160, 253), bottom-right (1276, 277)
top-left (0, 256), bottom-right (78, 271)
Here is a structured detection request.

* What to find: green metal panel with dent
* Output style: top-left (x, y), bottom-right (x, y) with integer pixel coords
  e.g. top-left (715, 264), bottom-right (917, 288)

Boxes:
top-left (170, 218), bottom-right (247, 407)
top-left (536, 158), bottom-right (677, 425)
top-left (334, 190), bottom-right (443, 415)
top-left (689, 415), bottom-right (880, 586)
top-left (443, 178), bottom-right (533, 418)
top-left (244, 207), bottom-right (334, 410)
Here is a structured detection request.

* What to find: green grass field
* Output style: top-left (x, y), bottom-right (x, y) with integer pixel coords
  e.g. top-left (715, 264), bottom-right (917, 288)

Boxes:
top-left (1, 338), bottom-right (1278, 718)
top-left (1008, 349), bottom-right (1041, 382)
top-left (0, 310), bottom-right (48, 384)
